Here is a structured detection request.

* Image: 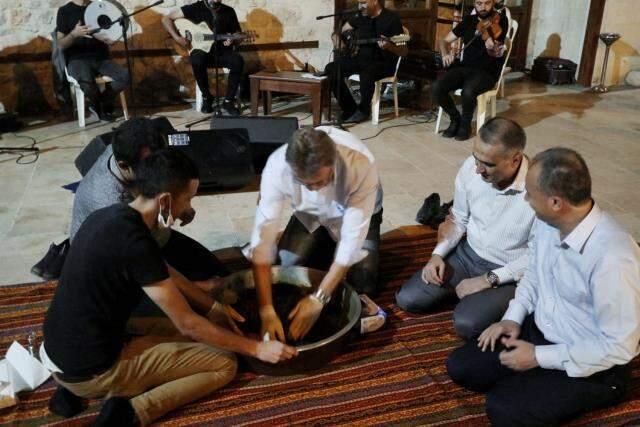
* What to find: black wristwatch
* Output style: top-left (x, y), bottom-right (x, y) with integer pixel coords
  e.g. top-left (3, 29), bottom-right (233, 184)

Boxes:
top-left (485, 271), bottom-right (500, 288)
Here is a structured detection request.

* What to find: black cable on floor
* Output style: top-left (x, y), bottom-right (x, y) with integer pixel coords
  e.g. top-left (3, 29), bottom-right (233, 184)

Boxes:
top-left (361, 109), bottom-right (437, 141)
top-left (0, 133), bottom-right (40, 164)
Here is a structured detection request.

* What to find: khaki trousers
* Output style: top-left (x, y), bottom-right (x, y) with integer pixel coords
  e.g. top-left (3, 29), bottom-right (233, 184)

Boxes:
top-left (53, 319), bottom-right (237, 426)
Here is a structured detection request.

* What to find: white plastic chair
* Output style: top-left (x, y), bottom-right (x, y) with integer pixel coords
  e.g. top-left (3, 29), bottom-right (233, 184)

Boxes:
top-left (347, 27), bottom-right (409, 125)
top-left (435, 19), bottom-right (518, 134)
top-left (65, 68), bottom-right (129, 128)
top-left (194, 67), bottom-right (230, 112)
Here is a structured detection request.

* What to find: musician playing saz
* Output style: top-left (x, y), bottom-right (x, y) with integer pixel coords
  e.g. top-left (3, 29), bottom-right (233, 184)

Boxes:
top-left (432, 0), bottom-right (508, 141)
top-left (162, 0), bottom-right (243, 115)
top-left (325, 0), bottom-right (408, 124)
top-left (56, 0), bottom-right (129, 122)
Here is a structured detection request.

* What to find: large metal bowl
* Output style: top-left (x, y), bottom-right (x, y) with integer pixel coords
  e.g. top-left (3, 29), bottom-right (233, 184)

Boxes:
top-left (215, 266), bottom-right (361, 376)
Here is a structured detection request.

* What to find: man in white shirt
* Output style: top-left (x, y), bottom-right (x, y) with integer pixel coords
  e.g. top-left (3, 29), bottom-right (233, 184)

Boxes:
top-left (446, 147), bottom-right (640, 426)
top-left (247, 127), bottom-right (383, 342)
top-left (396, 117), bottom-right (535, 339)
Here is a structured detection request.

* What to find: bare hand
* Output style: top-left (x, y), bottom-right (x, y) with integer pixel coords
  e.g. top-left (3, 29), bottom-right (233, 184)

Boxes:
top-left (255, 340), bottom-right (298, 364)
top-left (260, 305), bottom-right (286, 343)
top-left (71, 21), bottom-right (91, 38)
top-left (499, 337), bottom-right (538, 371)
top-left (176, 36), bottom-right (191, 49)
top-left (207, 302), bottom-right (245, 335)
top-left (422, 254), bottom-right (446, 285)
top-left (477, 320), bottom-right (521, 352)
top-left (179, 207), bottom-right (196, 226)
top-left (288, 295), bottom-right (323, 341)
top-left (455, 275), bottom-right (490, 299)
top-left (443, 53), bottom-right (455, 67)
top-left (377, 39), bottom-right (389, 50)
top-left (223, 39), bottom-right (233, 47)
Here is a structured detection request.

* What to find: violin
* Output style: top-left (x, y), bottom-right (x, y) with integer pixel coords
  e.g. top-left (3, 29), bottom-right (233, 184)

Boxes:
top-left (476, 10), bottom-right (503, 42)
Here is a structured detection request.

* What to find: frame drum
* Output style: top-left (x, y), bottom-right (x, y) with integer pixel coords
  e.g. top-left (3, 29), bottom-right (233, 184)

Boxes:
top-left (84, 0), bottom-right (129, 41)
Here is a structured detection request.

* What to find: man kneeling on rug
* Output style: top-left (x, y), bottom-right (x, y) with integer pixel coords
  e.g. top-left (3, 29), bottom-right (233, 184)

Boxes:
top-left (447, 148), bottom-right (640, 426)
top-left (41, 150), bottom-right (297, 426)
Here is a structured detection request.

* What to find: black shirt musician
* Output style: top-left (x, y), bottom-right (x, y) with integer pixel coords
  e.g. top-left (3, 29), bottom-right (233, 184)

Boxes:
top-left (325, 0), bottom-right (408, 124)
top-left (55, 0), bottom-right (130, 122)
top-left (163, 0), bottom-right (244, 115)
top-left (432, 0), bottom-right (509, 140)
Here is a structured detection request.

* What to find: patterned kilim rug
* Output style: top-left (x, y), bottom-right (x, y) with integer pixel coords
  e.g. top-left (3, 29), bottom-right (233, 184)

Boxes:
top-left (1, 226), bottom-right (639, 426)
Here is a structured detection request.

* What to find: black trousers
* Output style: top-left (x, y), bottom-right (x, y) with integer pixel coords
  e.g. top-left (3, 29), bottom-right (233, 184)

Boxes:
top-left (277, 210), bottom-right (383, 296)
top-left (190, 49), bottom-right (244, 101)
top-left (431, 65), bottom-right (497, 123)
top-left (67, 58), bottom-right (129, 111)
top-left (325, 56), bottom-right (396, 117)
top-left (446, 315), bottom-right (631, 426)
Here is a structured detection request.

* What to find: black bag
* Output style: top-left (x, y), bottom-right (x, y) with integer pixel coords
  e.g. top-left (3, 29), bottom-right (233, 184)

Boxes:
top-left (416, 193), bottom-right (453, 229)
top-left (531, 57), bottom-right (577, 85)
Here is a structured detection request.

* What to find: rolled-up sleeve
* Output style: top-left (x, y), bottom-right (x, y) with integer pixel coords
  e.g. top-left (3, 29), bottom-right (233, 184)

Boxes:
top-left (432, 159), bottom-right (470, 258)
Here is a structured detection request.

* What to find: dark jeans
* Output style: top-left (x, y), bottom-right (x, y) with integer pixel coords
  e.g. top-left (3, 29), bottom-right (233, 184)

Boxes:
top-left (277, 210), bottom-right (383, 296)
top-left (431, 65), bottom-right (497, 123)
top-left (395, 239), bottom-right (515, 339)
top-left (446, 315), bottom-right (631, 427)
top-left (132, 230), bottom-right (229, 317)
top-left (67, 58), bottom-right (129, 110)
top-left (190, 49), bottom-right (244, 101)
top-left (325, 56), bottom-right (396, 117)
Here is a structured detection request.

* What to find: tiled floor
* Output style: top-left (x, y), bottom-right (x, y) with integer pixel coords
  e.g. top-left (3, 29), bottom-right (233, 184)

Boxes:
top-left (1, 78), bottom-right (639, 286)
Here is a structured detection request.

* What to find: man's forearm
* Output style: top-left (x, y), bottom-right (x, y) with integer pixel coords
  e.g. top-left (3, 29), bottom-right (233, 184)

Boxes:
top-left (439, 39), bottom-right (449, 57)
top-left (161, 16), bottom-right (182, 40)
top-left (317, 262), bottom-right (350, 297)
top-left (254, 263), bottom-right (274, 309)
top-left (180, 311), bottom-right (259, 357)
top-left (58, 33), bottom-right (76, 50)
top-left (168, 265), bottom-right (215, 315)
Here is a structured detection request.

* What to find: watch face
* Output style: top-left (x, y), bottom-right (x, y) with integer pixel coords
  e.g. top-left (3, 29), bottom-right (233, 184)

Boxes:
top-left (488, 272), bottom-right (499, 285)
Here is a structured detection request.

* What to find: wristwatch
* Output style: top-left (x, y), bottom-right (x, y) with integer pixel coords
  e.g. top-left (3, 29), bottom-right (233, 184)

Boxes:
top-left (310, 288), bottom-right (331, 305)
top-left (485, 271), bottom-right (500, 288)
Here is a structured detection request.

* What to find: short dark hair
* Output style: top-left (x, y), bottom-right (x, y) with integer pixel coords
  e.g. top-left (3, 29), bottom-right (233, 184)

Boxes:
top-left (134, 149), bottom-right (199, 199)
top-left (285, 128), bottom-right (337, 178)
top-left (531, 147), bottom-right (591, 205)
top-left (478, 117), bottom-right (526, 153)
top-left (111, 118), bottom-right (167, 170)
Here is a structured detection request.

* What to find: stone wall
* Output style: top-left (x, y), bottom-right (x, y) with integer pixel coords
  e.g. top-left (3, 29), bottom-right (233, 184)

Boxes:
top-left (0, 0), bottom-right (334, 114)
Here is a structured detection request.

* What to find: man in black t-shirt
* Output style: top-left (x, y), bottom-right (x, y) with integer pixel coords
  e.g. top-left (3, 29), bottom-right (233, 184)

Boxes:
top-left (56, 0), bottom-right (129, 121)
top-left (432, 0), bottom-right (509, 141)
top-left (42, 150), bottom-right (296, 426)
top-left (324, 0), bottom-right (408, 124)
top-left (162, 0), bottom-right (244, 115)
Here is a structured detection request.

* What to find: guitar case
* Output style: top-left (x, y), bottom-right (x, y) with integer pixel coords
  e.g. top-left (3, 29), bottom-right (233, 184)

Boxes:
top-left (531, 56), bottom-right (577, 85)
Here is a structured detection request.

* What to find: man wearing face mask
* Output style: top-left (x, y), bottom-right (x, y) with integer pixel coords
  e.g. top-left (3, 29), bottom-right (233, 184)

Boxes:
top-left (396, 118), bottom-right (535, 340)
top-left (162, 0), bottom-right (244, 115)
top-left (42, 150), bottom-right (297, 426)
top-left (247, 127), bottom-right (383, 343)
top-left (432, 0), bottom-right (509, 140)
top-left (324, 0), bottom-right (408, 124)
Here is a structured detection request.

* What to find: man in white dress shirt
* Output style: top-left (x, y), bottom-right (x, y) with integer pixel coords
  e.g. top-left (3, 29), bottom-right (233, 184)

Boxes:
top-left (396, 117), bottom-right (535, 339)
top-left (446, 147), bottom-right (640, 426)
top-left (247, 127), bottom-right (383, 342)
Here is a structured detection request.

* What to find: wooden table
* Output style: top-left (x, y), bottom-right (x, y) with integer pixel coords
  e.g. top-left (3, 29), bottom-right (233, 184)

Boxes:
top-left (250, 71), bottom-right (329, 127)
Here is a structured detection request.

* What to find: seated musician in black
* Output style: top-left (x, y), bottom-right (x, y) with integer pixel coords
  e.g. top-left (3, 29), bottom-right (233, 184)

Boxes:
top-left (432, 0), bottom-right (508, 141)
top-left (325, 0), bottom-right (408, 124)
top-left (55, 0), bottom-right (129, 121)
top-left (163, 0), bottom-right (243, 115)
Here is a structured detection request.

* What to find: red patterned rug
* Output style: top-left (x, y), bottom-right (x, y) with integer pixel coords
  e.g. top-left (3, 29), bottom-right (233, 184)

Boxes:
top-left (1, 226), bottom-right (638, 426)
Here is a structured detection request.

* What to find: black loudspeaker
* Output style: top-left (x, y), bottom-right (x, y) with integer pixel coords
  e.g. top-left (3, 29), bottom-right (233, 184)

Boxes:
top-left (74, 117), bottom-right (175, 177)
top-left (168, 128), bottom-right (254, 191)
top-left (210, 116), bottom-right (298, 172)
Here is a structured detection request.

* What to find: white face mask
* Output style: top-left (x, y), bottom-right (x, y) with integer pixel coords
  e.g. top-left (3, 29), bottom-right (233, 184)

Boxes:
top-left (157, 196), bottom-right (174, 230)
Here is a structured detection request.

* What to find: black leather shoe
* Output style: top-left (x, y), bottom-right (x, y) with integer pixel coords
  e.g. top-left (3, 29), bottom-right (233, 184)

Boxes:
top-left (454, 123), bottom-right (472, 141)
top-left (48, 386), bottom-right (84, 418)
top-left (441, 116), bottom-right (461, 138)
top-left (344, 110), bottom-right (370, 124)
top-left (42, 239), bottom-right (70, 281)
top-left (222, 100), bottom-right (240, 116)
top-left (201, 98), bottom-right (214, 114)
top-left (31, 243), bottom-right (60, 278)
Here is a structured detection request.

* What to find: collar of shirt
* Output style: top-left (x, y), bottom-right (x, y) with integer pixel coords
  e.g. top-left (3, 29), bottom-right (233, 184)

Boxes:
top-left (497, 156), bottom-right (528, 195)
top-left (556, 202), bottom-right (602, 253)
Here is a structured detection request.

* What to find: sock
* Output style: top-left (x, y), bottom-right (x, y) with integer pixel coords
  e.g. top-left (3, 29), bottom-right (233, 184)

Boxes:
top-left (93, 397), bottom-right (137, 427)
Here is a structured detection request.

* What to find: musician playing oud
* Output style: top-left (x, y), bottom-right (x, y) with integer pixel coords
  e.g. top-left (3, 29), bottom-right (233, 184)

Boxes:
top-left (432, 0), bottom-right (508, 141)
top-left (55, 0), bottom-right (129, 122)
top-left (162, 0), bottom-right (243, 115)
top-left (324, 0), bottom-right (408, 124)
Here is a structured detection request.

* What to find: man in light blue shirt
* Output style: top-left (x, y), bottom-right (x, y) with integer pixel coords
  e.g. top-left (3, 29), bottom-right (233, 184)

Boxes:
top-left (446, 147), bottom-right (640, 426)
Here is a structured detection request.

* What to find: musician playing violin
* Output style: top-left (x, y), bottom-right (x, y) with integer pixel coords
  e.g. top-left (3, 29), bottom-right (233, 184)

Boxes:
top-left (432, 0), bottom-right (509, 141)
top-left (162, 0), bottom-right (243, 115)
top-left (324, 0), bottom-right (408, 124)
top-left (56, 0), bottom-right (129, 122)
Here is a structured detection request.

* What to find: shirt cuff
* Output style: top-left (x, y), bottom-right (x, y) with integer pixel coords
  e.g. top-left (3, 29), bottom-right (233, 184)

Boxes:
top-left (432, 242), bottom-right (451, 258)
top-left (534, 344), bottom-right (567, 371)
top-left (492, 266), bottom-right (514, 284)
top-left (502, 300), bottom-right (528, 324)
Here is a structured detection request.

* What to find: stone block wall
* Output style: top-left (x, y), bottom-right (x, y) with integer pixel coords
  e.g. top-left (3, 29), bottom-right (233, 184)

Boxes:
top-left (0, 0), bottom-right (334, 114)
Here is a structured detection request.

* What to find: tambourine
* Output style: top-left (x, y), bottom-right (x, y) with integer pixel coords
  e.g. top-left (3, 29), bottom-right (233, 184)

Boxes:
top-left (84, 0), bottom-right (129, 41)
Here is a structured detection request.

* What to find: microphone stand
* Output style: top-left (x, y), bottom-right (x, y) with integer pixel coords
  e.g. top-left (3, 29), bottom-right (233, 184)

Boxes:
top-left (316, 9), bottom-right (359, 131)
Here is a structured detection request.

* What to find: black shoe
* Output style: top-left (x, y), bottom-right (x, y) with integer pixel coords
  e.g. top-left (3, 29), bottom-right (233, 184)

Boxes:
top-left (344, 110), bottom-right (370, 124)
top-left (441, 115), bottom-right (461, 138)
top-left (48, 386), bottom-right (84, 418)
top-left (93, 397), bottom-right (137, 427)
top-left (340, 109), bottom-right (356, 122)
top-left (201, 97), bottom-right (214, 114)
top-left (416, 193), bottom-right (441, 227)
top-left (454, 122), bottom-right (472, 141)
top-left (98, 110), bottom-right (116, 122)
top-left (222, 100), bottom-right (240, 116)
top-left (31, 243), bottom-right (61, 278)
top-left (42, 239), bottom-right (70, 281)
